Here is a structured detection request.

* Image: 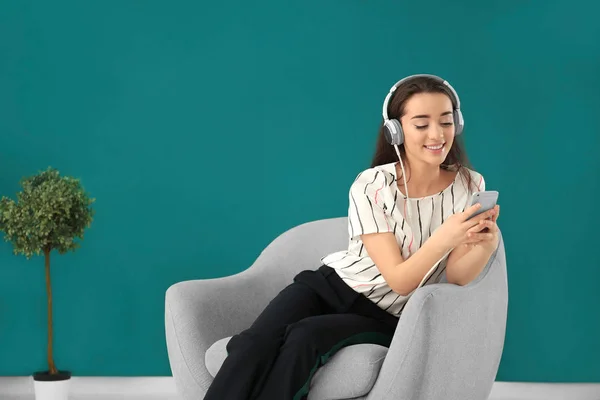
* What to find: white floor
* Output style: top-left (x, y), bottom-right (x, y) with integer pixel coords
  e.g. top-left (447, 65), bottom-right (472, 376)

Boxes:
top-left (2, 397), bottom-right (176, 400)
top-left (1, 377), bottom-right (599, 400)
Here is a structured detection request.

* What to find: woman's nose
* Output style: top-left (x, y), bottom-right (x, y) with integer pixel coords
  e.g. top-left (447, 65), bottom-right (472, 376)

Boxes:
top-left (429, 125), bottom-right (444, 138)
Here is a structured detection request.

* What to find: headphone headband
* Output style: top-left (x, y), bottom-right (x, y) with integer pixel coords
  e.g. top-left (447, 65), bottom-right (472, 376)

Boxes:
top-left (382, 74), bottom-right (462, 121)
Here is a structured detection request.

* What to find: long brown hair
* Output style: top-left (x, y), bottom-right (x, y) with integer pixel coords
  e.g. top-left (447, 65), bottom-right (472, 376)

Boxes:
top-left (370, 75), bottom-right (477, 194)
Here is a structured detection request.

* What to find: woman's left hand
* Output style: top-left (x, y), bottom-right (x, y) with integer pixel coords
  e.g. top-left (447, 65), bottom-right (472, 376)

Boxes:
top-left (466, 205), bottom-right (500, 251)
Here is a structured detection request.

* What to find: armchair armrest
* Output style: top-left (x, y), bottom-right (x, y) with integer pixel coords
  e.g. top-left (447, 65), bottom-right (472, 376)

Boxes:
top-left (165, 268), bottom-right (279, 399)
top-left (165, 217), bottom-right (349, 399)
top-left (366, 232), bottom-right (509, 400)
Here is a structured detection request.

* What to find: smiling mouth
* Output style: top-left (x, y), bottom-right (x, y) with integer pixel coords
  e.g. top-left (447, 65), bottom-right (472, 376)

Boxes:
top-left (424, 143), bottom-right (445, 150)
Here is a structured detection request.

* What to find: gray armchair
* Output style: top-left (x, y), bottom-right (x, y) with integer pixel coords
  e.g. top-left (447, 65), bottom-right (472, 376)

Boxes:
top-left (165, 217), bottom-right (508, 400)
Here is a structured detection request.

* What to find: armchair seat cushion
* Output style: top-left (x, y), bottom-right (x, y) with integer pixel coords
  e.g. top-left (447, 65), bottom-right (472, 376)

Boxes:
top-left (205, 336), bottom-right (389, 399)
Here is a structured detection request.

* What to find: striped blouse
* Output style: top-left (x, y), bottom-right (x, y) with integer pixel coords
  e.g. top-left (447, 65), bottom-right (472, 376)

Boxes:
top-left (321, 161), bottom-right (485, 317)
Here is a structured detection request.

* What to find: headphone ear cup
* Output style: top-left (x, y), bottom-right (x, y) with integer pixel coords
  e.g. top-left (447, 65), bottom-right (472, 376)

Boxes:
top-left (454, 109), bottom-right (464, 136)
top-left (384, 119), bottom-right (404, 145)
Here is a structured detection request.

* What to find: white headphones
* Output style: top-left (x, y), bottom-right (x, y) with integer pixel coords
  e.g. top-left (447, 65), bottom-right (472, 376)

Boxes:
top-left (382, 74), bottom-right (464, 146)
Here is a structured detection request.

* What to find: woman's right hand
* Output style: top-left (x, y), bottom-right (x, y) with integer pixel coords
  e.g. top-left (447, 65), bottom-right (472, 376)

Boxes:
top-left (430, 203), bottom-right (497, 250)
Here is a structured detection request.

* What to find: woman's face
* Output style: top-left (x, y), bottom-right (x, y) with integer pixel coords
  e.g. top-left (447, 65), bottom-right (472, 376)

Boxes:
top-left (399, 92), bottom-right (455, 167)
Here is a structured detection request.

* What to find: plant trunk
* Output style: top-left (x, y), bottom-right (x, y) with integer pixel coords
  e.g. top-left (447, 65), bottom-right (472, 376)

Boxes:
top-left (44, 247), bottom-right (58, 375)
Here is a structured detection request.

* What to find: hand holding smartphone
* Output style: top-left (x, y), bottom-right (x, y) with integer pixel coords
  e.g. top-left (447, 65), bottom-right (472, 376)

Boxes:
top-left (466, 191), bottom-right (499, 233)
top-left (466, 191), bottom-right (499, 220)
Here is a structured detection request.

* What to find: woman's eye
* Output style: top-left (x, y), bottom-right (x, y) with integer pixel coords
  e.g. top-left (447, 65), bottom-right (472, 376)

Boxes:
top-left (415, 122), bottom-right (453, 130)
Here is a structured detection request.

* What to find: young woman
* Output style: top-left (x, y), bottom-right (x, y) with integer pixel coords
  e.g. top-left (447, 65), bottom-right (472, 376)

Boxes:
top-left (204, 74), bottom-right (501, 400)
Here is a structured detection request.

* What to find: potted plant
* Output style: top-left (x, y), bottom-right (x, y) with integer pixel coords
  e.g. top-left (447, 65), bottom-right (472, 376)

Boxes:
top-left (0, 167), bottom-right (95, 400)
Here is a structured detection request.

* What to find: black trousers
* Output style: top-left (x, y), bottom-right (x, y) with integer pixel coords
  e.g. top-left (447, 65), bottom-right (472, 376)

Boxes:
top-left (204, 265), bottom-right (400, 400)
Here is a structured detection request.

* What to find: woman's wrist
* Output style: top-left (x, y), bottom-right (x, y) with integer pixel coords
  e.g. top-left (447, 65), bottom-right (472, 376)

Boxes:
top-left (428, 231), bottom-right (455, 255)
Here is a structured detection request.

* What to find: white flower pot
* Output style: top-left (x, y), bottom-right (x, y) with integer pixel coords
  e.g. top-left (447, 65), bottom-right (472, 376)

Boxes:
top-left (33, 370), bottom-right (71, 400)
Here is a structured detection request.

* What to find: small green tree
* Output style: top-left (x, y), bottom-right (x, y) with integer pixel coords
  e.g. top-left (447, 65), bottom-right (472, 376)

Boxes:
top-left (0, 167), bottom-right (95, 375)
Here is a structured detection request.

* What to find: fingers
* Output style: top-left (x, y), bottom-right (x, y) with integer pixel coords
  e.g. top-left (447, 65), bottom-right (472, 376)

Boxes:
top-left (492, 205), bottom-right (500, 222)
top-left (487, 205), bottom-right (500, 223)
top-left (467, 229), bottom-right (496, 240)
top-left (465, 232), bottom-right (495, 243)
top-left (464, 219), bottom-right (498, 244)
top-left (464, 207), bottom-right (497, 228)
top-left (469, 219), bottom-right (498, 233)
top-left (483, 207), bottom-right (497, 221)
top-left (467, 221), bottom-right (488, 233)
top-left (461, 203), bottom-right (483, 221)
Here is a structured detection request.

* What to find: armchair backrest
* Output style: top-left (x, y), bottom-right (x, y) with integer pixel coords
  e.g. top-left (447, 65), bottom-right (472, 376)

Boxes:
top-left (243, 217), bottom-right (349, 291)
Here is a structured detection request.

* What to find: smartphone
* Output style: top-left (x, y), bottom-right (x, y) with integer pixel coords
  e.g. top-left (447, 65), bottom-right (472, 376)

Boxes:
top-left (466, 190), bottom-right (499, 220)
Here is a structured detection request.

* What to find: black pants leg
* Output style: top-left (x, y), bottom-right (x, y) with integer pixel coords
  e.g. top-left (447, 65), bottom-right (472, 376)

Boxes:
top-left (204, 267), bottom-right (330, 400)
top-left (203, 265), bottom-right (399, 400)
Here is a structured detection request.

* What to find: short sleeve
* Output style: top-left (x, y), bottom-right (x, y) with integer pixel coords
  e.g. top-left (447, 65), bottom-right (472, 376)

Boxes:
top-left (475, 172), bottom-right (485, 192)
top-left (465, 169), bottom-right (485, 193)
top-left (347, 168), bottom-right (394, 240)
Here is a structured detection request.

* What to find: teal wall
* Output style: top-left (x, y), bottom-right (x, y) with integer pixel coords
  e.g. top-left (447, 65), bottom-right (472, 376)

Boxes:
top-left (1, 0), bottom-right (599, 382)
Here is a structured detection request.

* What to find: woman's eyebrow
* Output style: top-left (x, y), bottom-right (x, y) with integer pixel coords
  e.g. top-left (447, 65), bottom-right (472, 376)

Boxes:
top-left (411, 111), bottom-right (453, 119)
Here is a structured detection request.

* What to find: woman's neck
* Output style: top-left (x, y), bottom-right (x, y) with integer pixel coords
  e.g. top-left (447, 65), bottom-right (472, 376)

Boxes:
top-left (395, 160), bottom-right (446, 198)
